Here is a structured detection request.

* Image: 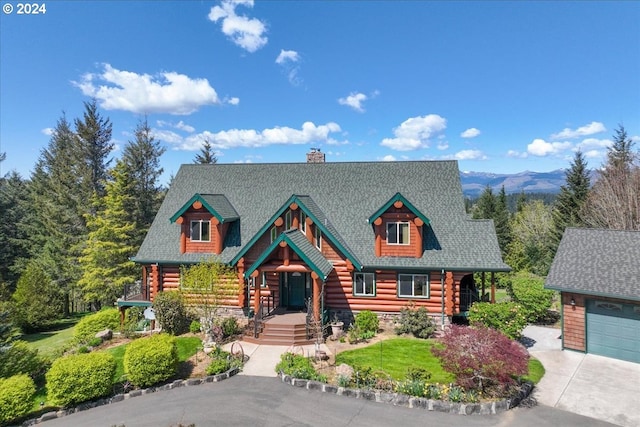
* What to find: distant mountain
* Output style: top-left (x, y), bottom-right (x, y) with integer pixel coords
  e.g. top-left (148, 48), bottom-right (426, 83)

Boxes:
top-left (460, 169), bottom-right (570, 197)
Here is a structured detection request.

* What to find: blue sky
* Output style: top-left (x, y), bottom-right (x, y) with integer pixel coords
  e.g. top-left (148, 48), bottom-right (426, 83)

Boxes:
top-left (1, 1), bottom-right (639, 184)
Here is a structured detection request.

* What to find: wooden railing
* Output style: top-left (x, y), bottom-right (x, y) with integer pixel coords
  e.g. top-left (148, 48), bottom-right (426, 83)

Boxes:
top-left (122, 280), bottom-right (150, 301)
top-left (252, 295), bottom-right (276, 338)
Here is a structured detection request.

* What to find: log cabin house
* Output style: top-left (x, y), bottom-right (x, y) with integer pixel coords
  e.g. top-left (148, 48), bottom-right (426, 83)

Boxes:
top-left (121, 159), bottom-right (510, 344)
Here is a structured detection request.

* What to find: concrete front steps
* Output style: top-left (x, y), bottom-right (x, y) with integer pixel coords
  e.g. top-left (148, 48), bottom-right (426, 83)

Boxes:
top-left (244, 313), bottom-right (316, 346)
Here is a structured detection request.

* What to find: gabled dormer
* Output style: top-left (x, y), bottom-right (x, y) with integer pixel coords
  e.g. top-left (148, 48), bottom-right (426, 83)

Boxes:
top-left (170, 194), bottom-right (239, 255)
top-left (368, 193), bottom-right (430, 258)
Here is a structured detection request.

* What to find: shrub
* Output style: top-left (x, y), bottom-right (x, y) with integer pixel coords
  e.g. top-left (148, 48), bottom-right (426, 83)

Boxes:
top-left (355, 310), bottom-right (379, 336)
top-left (206, 358), bottom-right (231, 375)
top-left (395, 304), bottom-right (436, 339)
top-left (74, 308), bottom-right (120, 341)
top-left (275, 353), bottom-right (324, 381)
top-left (46, 352), bottom-right (116, 407)
top-left (432, 325), bottom-right (528, 396)
top-left (189, 320), bottom-right (201, 334)
top-left (468, 301), bottom-right (527, 340)
top-left (124, 333), bottom-right (178, 388)
top-left (87, 337), bottom-right (103, 347)
top-left (219, 316), bottom-right (240, 338)
top-left (122, 306), bottom-right (147, 336)
top-left (0, 340), bottom-right (49, 383)
top-left (153, 291), bottom-right (189, 335)
top-left (505, 272), bottom-right (554, 323)
top-left (0, 374), bottom-right (36, 424)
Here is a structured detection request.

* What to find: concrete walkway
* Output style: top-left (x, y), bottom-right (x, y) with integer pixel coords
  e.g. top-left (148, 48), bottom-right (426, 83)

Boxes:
top-left (222, 341), bottom-right (332, 377)
top-left (523, 325), bottom-right (640, 427)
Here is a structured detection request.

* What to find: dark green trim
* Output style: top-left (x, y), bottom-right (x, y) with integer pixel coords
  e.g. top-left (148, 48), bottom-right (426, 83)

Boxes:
top-left (546, 287), bottom-right (640, 303)
top-left (366, 265), bottom-right (511, 273)
top-left (231, 194), bottom-right (362, 269)
top-left (169, 193), bottom-right (239, 224)
top-left (367, 192), bottom-right (430, 226)
top-left (244, 232), bottom-right (332, 281)
top-left (352, 272), bottom-right (377, 297)
top-left (116, 300), bottom-right (152, 308)
top-left (396, 272), bottom-right (431, 299)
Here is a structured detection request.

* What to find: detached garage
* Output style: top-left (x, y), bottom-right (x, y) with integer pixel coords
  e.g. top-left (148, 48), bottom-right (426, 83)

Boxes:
top-left (546, 228), bottom-right (640, 364)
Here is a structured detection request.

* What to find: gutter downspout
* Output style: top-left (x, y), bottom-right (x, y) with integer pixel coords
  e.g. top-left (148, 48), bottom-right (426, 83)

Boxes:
top-left (441, 268), bottom-right (445, 330)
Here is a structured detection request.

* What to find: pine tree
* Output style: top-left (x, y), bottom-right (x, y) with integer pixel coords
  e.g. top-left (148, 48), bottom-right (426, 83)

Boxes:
top-left (0, 171), bottom-right (31, 291)
top-left (12, 259), bottom-right (63, 332)
top-left (194, 138), bottom-right (217, 164)
top-left (472, 186), bottom-right (496, 220)
top-left (121, 118), bottom-right (166, 246)
top-left (551, 151), bottom-right (590, 247)
top-left (78, 161), bottom-right (138, 308)
top-left (28, 115), bottom-right (86, 316)
top-left (582, 124), bottom-right (639, 230)
top-left (75, 99), bottom-right (114, 199)
top-left (494, 186), bottom-right (512, 256)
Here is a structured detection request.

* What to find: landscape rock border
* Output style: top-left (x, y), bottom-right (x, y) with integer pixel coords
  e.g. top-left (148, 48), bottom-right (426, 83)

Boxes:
top-left (22, 367), bottom-right (240, 426)
top-left (278, 372), bottom-right (534, 415)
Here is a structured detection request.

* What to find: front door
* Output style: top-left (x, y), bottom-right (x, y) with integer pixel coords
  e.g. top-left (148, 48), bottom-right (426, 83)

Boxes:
top-left (282, 272), bottom-right (308, 309)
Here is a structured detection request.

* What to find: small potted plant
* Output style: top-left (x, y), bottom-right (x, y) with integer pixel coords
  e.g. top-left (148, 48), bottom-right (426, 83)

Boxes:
top-left (330, 313), bottom-right (344, 338)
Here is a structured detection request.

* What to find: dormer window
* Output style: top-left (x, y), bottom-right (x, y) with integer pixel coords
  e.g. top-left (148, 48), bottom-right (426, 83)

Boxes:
top-left (285, 211), bottom-right (292, 230)
top-left (190, 220), bottom-right (210, 242)
top-left (314, 225), bottom-right (322, 249)
top-left (300, 211), bottom-right (307, 233)
top-left (270, 226), bottom-right (278, 243)
top-left (387, 221), bottom-right (410, 245)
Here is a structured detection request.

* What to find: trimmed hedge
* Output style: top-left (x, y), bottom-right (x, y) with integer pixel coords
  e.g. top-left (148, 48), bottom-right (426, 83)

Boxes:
top-left (0, 340), bottom-right (49, 383)
top-left (505, 272), bottom-right (554, 323)
top-left (124, 333), bottom-right (178, 388)
top-left (74, 309), bottom-right (120, 341)
top-left (0, 374), bottom-right (36, 424)
top-left (46, 352), bottom-right (116, 407)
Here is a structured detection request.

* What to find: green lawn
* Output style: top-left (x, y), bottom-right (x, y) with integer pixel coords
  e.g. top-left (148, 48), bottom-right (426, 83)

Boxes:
top-left (335, 337), bottom-right (545, 385)
top-left (21, 314), bottom-right (87, 358)
top-left (336, 338), bottom-right (454, 383)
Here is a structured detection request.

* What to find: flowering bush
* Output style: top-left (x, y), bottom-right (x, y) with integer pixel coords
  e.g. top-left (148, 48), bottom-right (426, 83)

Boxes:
top-left (432, 325), bottom-right (528, 397)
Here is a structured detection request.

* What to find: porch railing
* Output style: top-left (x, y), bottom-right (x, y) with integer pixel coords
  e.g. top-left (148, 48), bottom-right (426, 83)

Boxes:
top-left (252, 295), bottom-right (276, 338)
top-left (122, 280), bottom-right (150, 301)
top-left (459, 288), bottom-right (480, 313)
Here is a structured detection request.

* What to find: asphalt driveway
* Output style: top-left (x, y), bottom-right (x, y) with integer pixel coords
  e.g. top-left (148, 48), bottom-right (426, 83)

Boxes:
top-left (524, 325), bottom-right (640, 427)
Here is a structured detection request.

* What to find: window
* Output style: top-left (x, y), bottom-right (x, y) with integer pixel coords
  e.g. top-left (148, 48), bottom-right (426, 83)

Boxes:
top-left (300, 211), bottom-right (307, 233)
top-left (314, 225), bottom-right (321, 249)
top-left (354, 273), bottom-right (375, 296)
top-left (285, 211), bottom-right (292, 230)
top-left (190, 220), bottom-right (210, 242)
top-left (387, 221), bottom-right (410, 245)
top-left (398, 274), bottom-right (429, 298)
top-left (270, 226), bottom-right (278, 243)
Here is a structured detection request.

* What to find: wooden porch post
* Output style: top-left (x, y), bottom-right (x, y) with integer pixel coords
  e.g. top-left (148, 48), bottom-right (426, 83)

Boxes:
top-left (481, 271), bottom-right (486, 299)
top-left (490, 272), bottom-right (496, 303)
top-left (151, 264), bottom-right (159, 301)
top-left (445, 271), bottom-right (454, 316)
top-left (312, 272), bottom-right (320, 321)
top-left (252, 270), bottom-right (260, 315)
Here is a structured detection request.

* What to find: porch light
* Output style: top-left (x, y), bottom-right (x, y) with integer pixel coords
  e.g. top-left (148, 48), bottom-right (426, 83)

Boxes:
top-left (570, 297), bottom-right (576, 307)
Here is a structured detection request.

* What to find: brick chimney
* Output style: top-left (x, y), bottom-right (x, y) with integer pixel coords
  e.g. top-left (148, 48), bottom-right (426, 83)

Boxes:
top-left (306, 148), bottom-right (325, 163)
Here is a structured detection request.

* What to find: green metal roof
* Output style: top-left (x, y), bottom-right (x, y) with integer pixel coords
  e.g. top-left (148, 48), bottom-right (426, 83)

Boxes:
top-left (169, 193), bottom-right (239, 224)
top-left (244, 229), bottom-right (334, 281)
top-left (134, 161), bottom-right (510, 272)
top-left (367, 192), bottom-right (431, 226)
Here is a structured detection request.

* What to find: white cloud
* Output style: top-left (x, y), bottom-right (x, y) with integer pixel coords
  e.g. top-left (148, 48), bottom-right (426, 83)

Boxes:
top-left (150, 129), bottom-right (184, 145)
top-left (437, 141), bottom-right (449, 150)
top-left (454, 149), bottom-right (486, 160)
top-left (275, 50), bottom-right (302, 86)
top-left (175, 121), bottom-right (195, 133)
top-left (381, 155), bottom-right (397, 162)
top-left (527, 138), bottom-right (572, 156)
top-left (507, 149), bottom-right (528, 159)
top-left (583, 150), bottom-right (602, 158)
top-left (74, 64), bottom-right (220, 115)
top-left (275, 49), bottom-right (299, 64)
top-left (208, 0), bottom-right (267, 53)
top-left (170, 121), bottom-right (342, 151)
top-left (338, 90), bottom-right (379, 113)
top-left (41, 128), bottom-right (54, 136)
top-left (460, 128), bottom-right (481, 138)
top-left (226, 97), bottom-right (240, 105)
top-left (380, 114), bottom-right (447, 151)
top-left (551, 121), bottom-right (606, 140)
top-left (578, 138), bottom-right (612, 150)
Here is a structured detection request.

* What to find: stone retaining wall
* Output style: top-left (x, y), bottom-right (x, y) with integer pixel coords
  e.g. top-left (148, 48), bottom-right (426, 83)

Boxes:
top-left (278, 372), bottom-right (533, 415)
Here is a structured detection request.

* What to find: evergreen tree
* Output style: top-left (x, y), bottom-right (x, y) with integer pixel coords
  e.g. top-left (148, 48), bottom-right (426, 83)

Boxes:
top-left (78, 161), bottom-right (138, 308)
top-left (194, 138), bottom-right (217, 164)
top-left (121, 118), bottom-right (166, 246)
top-left (12, 259), bottom-right (63, 332)
top-left (550, 151), bottom-right (590, 247)
top-left (472, 186), bottom-right (496, 220)
top-left (75, 99), bottom-right (114, 199)
top-left (582, 124), bottom-right (639, 230)
top-left (494, 186), bottom-right (512, 256)
top-left (28, 115), bottom-right (86, 316)
top-left (0, 171), bottom-right (31, 291)
top-left (515, 191), bottom-right (527, 213)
